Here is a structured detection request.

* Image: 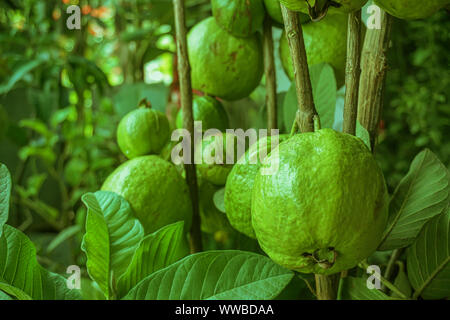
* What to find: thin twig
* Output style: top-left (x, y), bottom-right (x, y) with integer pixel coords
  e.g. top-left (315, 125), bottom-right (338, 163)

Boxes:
top-left (173, 0), bottom-right (202, 253)
top-left (343, 10), bottom-right (362, 135)
top-left (263, 15), bottom-right (277, 133)
top-left (280, 4), bottom-right (318, 133)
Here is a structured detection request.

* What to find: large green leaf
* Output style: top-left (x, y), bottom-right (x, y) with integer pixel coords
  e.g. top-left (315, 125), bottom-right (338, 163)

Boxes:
top-left (117, 221), bottom-right (189, 297)
top-left (0, 225), bottom-right (81, 300)
top-left (407, 208), bottom-right (450, 299)
top-left (339, 277), bottom-right (392, 300)
top-left (283, 63), bottom-right (336, 131)
top-left (81, 191), bottom-right (144, 299)
top-left (0, 163), bottom-right (11, 236)
top-left (123, 251), bottom-right (294, 300)
top-left (379, 149), bottom-right (449, 250)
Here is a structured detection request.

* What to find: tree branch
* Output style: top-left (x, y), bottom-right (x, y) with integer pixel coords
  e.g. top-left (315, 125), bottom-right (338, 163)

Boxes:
top-left (263, 15), bottom-right (277, 133)
top-left (173, 0), bottom-right (202, 253)
top-left (280, 4), bottom-right (318, 133)
top-left (357, 9), bottom-right (392, 149)
top-left (343, 10), bottom-right (362, 135)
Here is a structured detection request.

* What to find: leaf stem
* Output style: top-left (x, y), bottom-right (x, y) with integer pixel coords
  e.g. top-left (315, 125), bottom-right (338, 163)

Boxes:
top-left (172, 0), bottom-right (202, 253)
top-left (361, 261), bottom-right (409, 299)
top-left (343, 10), bottom-right (362, 136)
top-left (314, 273), bottom-right (340, 300)
top-left (280, 4), bottom-right (318, 133)
top-left (263, 15), bottom-right (277, 133)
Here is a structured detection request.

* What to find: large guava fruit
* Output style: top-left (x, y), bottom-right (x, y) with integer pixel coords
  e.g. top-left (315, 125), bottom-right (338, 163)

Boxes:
top-left (280, 0), bottom-right (367, 19)
top-left (224, 134), bottom-right (288, 239)
top-left (117, 107), bottom-right (170, 159)
top-left (211, 0), bottom-right (265, 37)
top-left (188, 17), bottom-right (264, 101)
top-left (101, 155), bottom-right (192, 234)
top-left (280, 13), bottom-right (347, 86)
top-left (195, 132), bottom-right (240, 186)
top-left (252, 129), bottom-right (388, 275)
top-left (374, 0), bottom-right (450, 20)
top-left (176, 95), bottom-right (229, 132)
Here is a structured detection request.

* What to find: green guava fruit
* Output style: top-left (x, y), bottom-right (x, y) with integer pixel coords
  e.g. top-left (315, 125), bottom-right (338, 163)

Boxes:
top-left (101, 155), bottom-right (192, 234)
top-left (199, 181), bottom-right (233, 234)
top-left (263, 0), bottom-right (311, 25)
top-left (224, 134), bottom-right (288, 239)
top-left (280, 13), bottom-right (347, 86)
top-left (176, 95), bottom-right (229, 132)
top-left (280, 0), bottom-right (367, 19)
top-left (195, 132), bottom-right (240, 186)
top-left (117, 107), bottom-right (170, 159)
top-left (252, 129), bottom-right (388, 275)
top-left (211, 0), bottom-right (265, 37)
top-left (374, 0), bottom-right (450, 20)
top-left (188, 17), bottom-right (264, 101)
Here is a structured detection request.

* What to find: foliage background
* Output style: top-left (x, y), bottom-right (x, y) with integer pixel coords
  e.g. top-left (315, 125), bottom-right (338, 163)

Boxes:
top-left (0, 0), bottom-right (448, 291)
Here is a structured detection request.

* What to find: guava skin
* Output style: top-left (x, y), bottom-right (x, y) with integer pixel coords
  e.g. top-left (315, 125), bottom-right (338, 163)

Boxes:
top-left (280, 13), bottom-right (347, 86)
top-left (101, 155), bottom-right (193, 235)
top-left (211, 0), bottom-right (265, 37)
top-left (176, 95), bottom-right (229, 132)
top-left (263, 0), bottom-right (311, 25)
top-left (252, 129), bottom-right (389, 275)
top-left (224, 135), bottom-right (289, 239)
top-left (280, 0), bottom-right (368, 15)
top-left (188, 17), bottom-right (264, 101)
top-left (117, 108), bottom-right (170, 159)
top-left (374, 0), bottom-right (450, 20)
top-left (196, 132), bottom-right (239, 186)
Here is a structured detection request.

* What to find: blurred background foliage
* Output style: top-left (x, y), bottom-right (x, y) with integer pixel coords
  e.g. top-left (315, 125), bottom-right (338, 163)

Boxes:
top-left (0, 0), bottom-right (448, 275)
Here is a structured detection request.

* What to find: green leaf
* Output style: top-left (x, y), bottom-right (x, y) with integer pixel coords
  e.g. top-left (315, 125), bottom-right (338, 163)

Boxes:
top-left (117, 221), bottom-right (189, 297)
top-left (0, 289), bottom-right (13, 300)
top-left (283, 63), bottom-right (336, 131)
top-left (0, 225), bottom-right (81, 300)
top-left (356, 121), bottom-right (371, 150)
top-left (379, 149), bottom-right (449, 250)
top-left (0, 163), bottom-right (11, 236)
top-left (407, 207), bottom-right (450, 299)
top-left (391, 262), bottom-right (412, 299)
top-left (0, 59), bottom-right (45, 95)
top-left (46, 225), bottom-right (81, 254)
top-left (339, 277), bottom-right (392, 300)
top-left (0, 283), bottom-right (32, 300)
top-left (81, 191), bottom-right (144, 299)
top-left (213, 188), bottom-right (226, 213)
top-left (123, 250), bottom-right (294, 300)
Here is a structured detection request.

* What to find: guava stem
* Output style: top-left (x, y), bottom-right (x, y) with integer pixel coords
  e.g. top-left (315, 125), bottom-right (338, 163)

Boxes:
top-left (357, 9), bottom-right (393, 151)
top-left (280, 5), bottom-right (319, 133)
top-left (262, 15), bottom-right (278, 133)
top-left (343, 10), bottom-right (362, 136)
top-left (315, 273), bottom-right (340, 300)
top-left (173, 0), bottom-right (202, 253)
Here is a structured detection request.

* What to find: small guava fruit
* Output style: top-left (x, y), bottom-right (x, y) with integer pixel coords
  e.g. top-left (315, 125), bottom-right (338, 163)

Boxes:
top-left (198, 181), bottom-right (233, 234)
top-left (211, 0), bottom-right (265, 37)
top-left (252, 129), bottom-right (388, 275)
top-left (280, 0), bottom-right (367, 20)
top-left (374, 0), bottom-right (450, 20)
top-left (195, 132), bottom-right (240, 186)
top-left (280, 13), bottom-right (347, 86)
top-left (101, 155), bottom-right (192, 234)
top-left (263, 0), bottom-right (311, 25)
top-left (188, 17), bottom-right (264, 101)
top-left (224, 134), bottom-right (288, 239)
top-left (176, 95), bottom-right (229, 132)
top-left (117, 107), bottom-right (170, 159)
